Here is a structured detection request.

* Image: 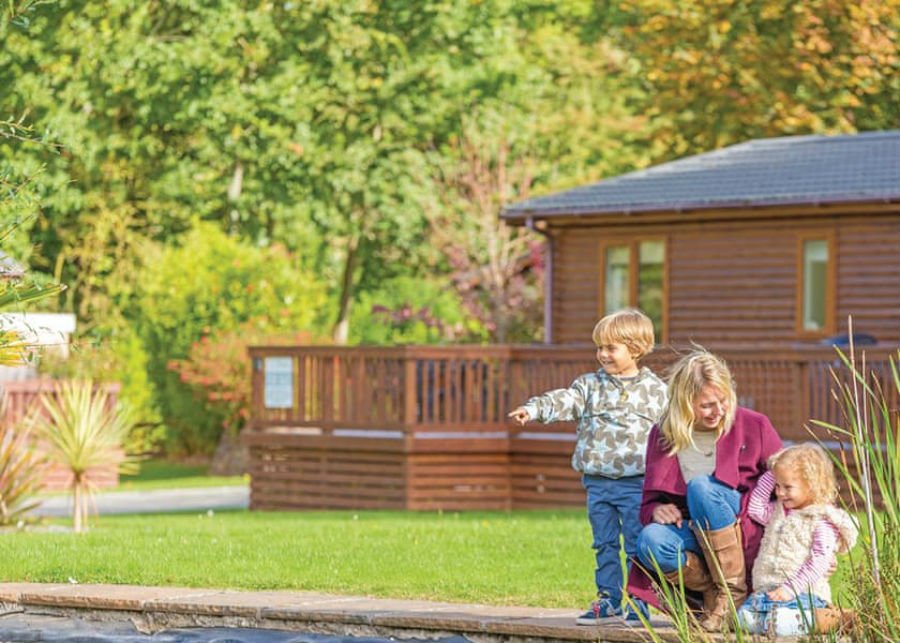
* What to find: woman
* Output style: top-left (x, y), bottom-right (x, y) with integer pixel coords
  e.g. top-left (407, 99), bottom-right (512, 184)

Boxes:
top-left (626, 349), bottom-right (782, 631)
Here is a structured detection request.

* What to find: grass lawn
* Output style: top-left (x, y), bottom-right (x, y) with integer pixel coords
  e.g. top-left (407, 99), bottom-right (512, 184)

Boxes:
top-left (1, 509), bottom-right (595, 608)
top-left (116, 459), bottom-right (247, 491)
top-left (0, 508), bottom-right (860, 609)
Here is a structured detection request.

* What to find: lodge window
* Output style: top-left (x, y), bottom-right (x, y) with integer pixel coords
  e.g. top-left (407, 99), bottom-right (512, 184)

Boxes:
top-left (599, 239), bottom-right (666, 341)
top-left (797, 234), bottom-right (835, 336)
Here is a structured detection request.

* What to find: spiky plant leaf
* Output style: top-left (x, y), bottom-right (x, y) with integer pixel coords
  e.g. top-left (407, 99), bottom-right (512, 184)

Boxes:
top-left (0, 394), bottom-right (45, 525)
top-left (29, 381), bottom-right (137, 532)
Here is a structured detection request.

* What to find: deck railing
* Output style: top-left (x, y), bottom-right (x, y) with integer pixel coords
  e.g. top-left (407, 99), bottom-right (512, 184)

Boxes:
top-left (248, 344), bottom-right (899, 441)
top-left (244, 343), bottom-right (899, 510)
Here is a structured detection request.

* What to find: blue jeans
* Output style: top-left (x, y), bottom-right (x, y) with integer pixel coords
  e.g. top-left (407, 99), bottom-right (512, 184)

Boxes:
top-left (583, 474), bottom-right (644, 604)
top-left (737, 591), bottom-right (828, 636)
top-left (636, 475), bottom-right (741, 573)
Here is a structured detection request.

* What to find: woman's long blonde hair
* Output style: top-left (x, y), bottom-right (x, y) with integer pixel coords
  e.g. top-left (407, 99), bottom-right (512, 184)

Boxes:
top-left (660, 349), bottom-right (737, 455)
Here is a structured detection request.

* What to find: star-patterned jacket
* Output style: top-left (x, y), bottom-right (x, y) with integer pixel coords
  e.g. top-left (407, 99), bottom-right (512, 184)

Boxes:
top-left (520, 367), bottom-right (667, 478)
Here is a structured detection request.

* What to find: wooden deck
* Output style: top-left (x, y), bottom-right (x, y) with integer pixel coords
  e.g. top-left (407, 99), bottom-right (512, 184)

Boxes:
top-left (243, 344), bottom-right (898, 511)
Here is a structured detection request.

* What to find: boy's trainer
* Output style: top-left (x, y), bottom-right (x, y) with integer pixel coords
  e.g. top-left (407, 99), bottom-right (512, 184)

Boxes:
top-left (575, 597), bottom-right (620, 624)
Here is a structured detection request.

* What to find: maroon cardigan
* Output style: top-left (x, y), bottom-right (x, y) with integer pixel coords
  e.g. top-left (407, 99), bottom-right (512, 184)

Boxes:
top-left (627, 407), bottom-right (783, 607)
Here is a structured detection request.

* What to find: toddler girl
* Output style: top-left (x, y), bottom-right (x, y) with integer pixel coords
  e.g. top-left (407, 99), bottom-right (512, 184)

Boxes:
top-left (738, 443), bottom-right (858, 636)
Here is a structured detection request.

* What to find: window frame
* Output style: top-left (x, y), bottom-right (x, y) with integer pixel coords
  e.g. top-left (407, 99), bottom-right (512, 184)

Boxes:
top-left (597, 237), bottom-right (668, 344)
top-left (795, 231), bottom-right (836, 338)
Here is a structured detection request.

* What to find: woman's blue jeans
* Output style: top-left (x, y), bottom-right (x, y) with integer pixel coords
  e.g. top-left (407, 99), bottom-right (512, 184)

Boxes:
top-left (636, 475), bottom-right (741, 574)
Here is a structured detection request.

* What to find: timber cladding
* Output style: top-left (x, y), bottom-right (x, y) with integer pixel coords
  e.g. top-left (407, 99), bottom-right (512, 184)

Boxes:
top-left (550, 214), bottom-right (900, 347)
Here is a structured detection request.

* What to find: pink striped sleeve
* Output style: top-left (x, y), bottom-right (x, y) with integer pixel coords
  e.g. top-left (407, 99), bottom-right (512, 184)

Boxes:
top-left (784, 520), bottom-right (839, 595)
top-left (747, 470), bottom-right (775, 525)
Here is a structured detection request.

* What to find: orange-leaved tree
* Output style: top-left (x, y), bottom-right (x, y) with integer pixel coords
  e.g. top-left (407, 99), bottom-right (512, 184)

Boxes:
top-left (613, 0), bottom-right (900, 159)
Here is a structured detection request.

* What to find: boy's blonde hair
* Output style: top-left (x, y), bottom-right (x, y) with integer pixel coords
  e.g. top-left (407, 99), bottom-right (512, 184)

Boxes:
top-left (660, 349), bottom-right (737, 455)
top-left (591, 309), bottom-right (655, 359)
top-left (769, 443), bottom-right (838, 505)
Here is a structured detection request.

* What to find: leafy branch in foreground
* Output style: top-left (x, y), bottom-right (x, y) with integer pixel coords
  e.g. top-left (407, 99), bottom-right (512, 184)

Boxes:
top-left (2, 0), bottom-right (54, 30)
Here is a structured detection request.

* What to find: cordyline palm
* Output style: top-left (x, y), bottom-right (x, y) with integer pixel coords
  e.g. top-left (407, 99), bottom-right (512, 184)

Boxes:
top-left (29, 381), bottom-right (137, 532)
top-left (0, 394), bottom-right (45, 525)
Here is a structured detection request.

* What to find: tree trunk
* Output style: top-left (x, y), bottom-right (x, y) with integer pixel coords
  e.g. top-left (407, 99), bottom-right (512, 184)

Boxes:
top-left (332, 235), bottom-right (359, 345)
top-left (73, 478), bottom-right (84, 533)
top-left (208, 430), bottom-right (249, 476)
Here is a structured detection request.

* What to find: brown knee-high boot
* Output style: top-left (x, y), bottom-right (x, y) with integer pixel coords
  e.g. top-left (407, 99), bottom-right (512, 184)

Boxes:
top-left (662, 551), bottom-right (717, 614)
top-left (693, 523), bottom-right (747, 631)
top-left (814, 607), bottom-right (857, 634)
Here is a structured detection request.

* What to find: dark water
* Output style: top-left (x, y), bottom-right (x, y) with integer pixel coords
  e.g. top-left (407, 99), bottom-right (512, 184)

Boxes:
top-left (0, 613), bottom-right (472, 643)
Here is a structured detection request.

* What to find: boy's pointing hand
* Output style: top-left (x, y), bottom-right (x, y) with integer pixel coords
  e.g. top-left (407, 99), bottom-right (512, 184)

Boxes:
top-left (508, 407), bottom-right (530, 425)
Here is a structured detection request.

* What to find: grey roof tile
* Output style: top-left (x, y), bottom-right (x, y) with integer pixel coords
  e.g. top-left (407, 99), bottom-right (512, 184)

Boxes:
top-left (503, 130), bottom-right (900, 219)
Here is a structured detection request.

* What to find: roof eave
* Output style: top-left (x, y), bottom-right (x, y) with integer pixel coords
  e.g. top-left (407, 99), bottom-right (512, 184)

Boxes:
top-left (502, 194), bottom-right (900, 224)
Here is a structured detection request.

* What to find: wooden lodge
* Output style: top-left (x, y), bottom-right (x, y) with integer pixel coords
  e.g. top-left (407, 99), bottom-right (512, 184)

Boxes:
top-left (244, 131), bottom-right (900, 511)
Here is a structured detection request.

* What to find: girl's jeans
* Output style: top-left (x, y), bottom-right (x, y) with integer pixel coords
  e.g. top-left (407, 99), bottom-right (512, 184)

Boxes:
top-left (737, 591), bottom-right (829, 636)
top-left (583, 474), bottom-right (644, 604)
top-left (635, 475), bottom-right (742, 573)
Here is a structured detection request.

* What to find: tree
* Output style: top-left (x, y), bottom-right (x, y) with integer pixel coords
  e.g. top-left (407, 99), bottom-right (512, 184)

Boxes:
top-left (287, 1), bottom-right (533, 343)
top-left (2, 0), bottom-right (670, 458)
top-left (424, 123), bottom-right (543, 343)
top-left (418, 7), bottom-right (645, 342)
top-left (131, 223), bottom-right (327, 454)
top-left (0, 0), bottom-right (69, 528)
top-left (609, 0), bottom-right (900, 159)
top-left (167, 321), bottom-right (322, 474)
top-left (3, 0), bottom-right (650, 348)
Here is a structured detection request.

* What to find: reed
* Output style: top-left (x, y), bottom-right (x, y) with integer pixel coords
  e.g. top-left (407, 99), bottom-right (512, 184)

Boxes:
top-left (807, 338), bottom-right (900, 641)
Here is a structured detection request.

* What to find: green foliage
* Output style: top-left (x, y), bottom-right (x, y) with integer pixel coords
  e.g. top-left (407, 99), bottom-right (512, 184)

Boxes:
top-left (29, 380), bottom-right (137, 532)
top-left (168, 320), bottom-right (323, 440)
top-left (0, 396), bottom-right (44, 526)
top-left (132, 223), bottom-right (327, 454)
top-left (2, 0), bottom-right (53, 30)
top-left (349, 276), bottom-right (485, 345)
top-left (0, 0), bottom-right (648, 348)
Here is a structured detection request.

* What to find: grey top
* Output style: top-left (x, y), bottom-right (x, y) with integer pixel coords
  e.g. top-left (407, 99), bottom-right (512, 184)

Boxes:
top-left (678, 431), bottom-right (718, 483)
top-left (503, 130), bottom-right (900, 220)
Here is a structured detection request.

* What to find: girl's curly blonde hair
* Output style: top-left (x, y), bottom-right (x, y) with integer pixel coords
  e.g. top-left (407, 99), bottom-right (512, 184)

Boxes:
top-left (769, 443), bottom-right (838, 505)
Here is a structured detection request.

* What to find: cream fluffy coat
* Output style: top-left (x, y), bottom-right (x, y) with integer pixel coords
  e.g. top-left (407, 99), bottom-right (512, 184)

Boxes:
top-left (751, 503), bottom-right (858, 602)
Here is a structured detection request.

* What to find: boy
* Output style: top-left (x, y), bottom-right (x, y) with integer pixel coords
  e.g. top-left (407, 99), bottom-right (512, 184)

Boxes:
top-left (509, 309), bottom-right (667, 624)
